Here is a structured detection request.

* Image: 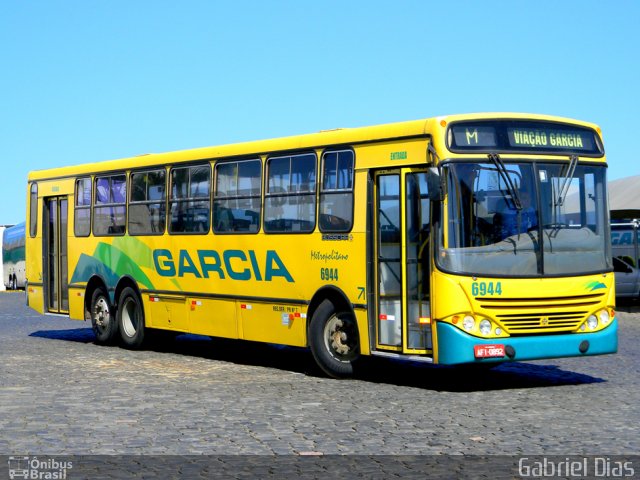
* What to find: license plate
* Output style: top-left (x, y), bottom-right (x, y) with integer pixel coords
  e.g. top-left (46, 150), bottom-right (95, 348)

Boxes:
top-left (474, 344), bottom-right (505, 358)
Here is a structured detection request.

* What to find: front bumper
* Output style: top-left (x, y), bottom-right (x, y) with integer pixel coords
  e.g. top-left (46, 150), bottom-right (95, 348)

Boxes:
top-left (436, 318), bottom-right (618, 364)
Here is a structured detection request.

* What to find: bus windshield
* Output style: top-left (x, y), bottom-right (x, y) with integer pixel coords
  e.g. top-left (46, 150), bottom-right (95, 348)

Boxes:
top-left (438, 161), bottom-right (611, 277)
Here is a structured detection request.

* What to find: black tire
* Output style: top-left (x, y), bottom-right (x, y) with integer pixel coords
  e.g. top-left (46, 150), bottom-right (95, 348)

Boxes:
top-left (90, 287), bottom-right (118, 344)
top-left (117, 287), bottom-right (146, 349)
top-left (309, 299), bottom-right (360, 378)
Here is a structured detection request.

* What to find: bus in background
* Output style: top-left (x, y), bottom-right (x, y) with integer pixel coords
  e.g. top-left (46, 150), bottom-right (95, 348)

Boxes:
top-left (612, 220), bottom-right (640, 299)
top-left (25, 113), bottom-right (617, 378)
top-left (3, 222), bottom-right (26, 290)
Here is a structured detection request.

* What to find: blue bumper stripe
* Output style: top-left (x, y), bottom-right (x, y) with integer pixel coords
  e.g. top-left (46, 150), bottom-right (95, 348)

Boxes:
top-left (436, 319), bottom-right (618, 364)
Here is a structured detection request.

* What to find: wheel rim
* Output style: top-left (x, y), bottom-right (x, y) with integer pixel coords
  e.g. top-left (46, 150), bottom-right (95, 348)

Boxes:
top-left (121, 297), bottom-right (138, 338)
top-left (323, 314), bottom-right (358, 362)
top-left (93, 297), bottom-right (110, 331)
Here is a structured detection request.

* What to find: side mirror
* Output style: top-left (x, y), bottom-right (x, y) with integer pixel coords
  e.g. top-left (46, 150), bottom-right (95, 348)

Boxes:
top-left (426, 167), bottom-right (443, 202)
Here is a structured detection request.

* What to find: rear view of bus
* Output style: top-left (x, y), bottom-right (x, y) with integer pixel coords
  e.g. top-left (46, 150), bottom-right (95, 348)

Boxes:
top-left (430, 115), bottom-right (617, 364)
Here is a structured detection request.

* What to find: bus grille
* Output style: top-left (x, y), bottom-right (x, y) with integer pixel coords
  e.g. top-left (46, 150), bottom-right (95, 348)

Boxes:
top-left (475, 293), bottom-right (605, 334)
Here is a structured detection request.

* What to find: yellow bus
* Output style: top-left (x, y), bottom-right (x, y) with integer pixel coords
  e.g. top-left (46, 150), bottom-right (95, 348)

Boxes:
top-left (25, 113), bottom-right (617, 377)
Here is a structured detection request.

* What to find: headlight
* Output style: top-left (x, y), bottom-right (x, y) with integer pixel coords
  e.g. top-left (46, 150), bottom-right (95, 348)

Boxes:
top-left (599, 310), bottom-right (610, 325)
top-left (463, 316), bottom-right (475, 331)
top-left (587, 315), bottom-right (598, 330)
top-left (479, 319), bottom-right (492, 335)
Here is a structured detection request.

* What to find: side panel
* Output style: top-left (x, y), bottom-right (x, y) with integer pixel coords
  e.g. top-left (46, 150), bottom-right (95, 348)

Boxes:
top-left (241, 302), bottom-right (306, 346)
top-left (28, 138), bottom-right (430, 352)
top-left (189, 298), bottom-right (238, 339)
top-left (26, 185), bottom-right (44, 313)
top-left (147, 294), bottom-right (188, 331)
top-left (68, 286), bottom-right (86, 320)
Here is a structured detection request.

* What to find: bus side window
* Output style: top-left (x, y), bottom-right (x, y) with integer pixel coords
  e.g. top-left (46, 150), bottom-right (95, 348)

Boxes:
top-left (129, 169), bottom-right (166, 235)
top-left (29, 182), bottom-right (38, 237)
top-left (93, 174), bottom-right (126, 236)
top-left (264, 153), bottom-right (316, 233)
top-left (213, 159), bottom-right (261, 233)
top-left (74, 177), bottom-right (92, 237)
top-left (169, 164), bottom-right (211, 234)
top-left (319, 150), bottom-right (354, 233)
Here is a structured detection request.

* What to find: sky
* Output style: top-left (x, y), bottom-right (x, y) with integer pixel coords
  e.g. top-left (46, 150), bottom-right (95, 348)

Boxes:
top-left (1, 0), bottom-right (639, 225)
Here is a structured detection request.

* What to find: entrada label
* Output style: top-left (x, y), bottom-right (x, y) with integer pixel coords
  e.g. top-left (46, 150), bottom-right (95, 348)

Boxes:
top-left (153, 249), bottom-right (294, 282)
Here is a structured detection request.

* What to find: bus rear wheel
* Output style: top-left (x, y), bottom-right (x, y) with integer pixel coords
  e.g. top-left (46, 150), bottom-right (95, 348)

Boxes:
top-left (309, 299), bottom-right (360, 378)
top-left (90, 287), bottom-right (118, 344)
top-left (117, 287), bottom-right (146, 349)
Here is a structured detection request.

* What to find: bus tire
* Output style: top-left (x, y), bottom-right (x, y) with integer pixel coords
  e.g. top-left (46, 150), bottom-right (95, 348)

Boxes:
top-left (309, 299), bottom-right (360, 379)
top-left (117, 287), bottom-right (146, 349)
top-left (90, 287), bottom-right (118, 344)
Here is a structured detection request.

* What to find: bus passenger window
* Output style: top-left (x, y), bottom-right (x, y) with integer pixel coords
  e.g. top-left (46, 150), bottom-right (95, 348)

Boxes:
top-left (320, 150), bottom-right (354, 232)
top-left (29, 182), bottom-right (38, 237)
top-left (169, 164), bottom-right (211, 234)
top-left (129, 169), bottom-right (166, 235)
top-left (74, 177), bottom-right (92, 237)
top-left (93, 174), bottom-right (126, 236)
top-left (213, 159), bottom-right (261, 233)
top-left (264, 153), bottom-right (316, 233)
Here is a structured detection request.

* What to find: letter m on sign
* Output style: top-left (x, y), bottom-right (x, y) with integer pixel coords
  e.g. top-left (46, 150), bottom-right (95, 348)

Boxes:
top-left (465, 129), bottom-right (478, 145)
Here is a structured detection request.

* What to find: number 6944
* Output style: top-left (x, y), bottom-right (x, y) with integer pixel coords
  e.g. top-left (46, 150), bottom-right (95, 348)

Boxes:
top-left (321, 268), bottom-right (339, 281)
top-left (471, 281), bottom-right (502, 296)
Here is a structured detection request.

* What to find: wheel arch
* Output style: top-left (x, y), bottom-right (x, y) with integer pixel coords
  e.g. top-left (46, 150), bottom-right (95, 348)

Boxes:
top-left (84, 274), bottom-right (110, 316)
top-left (84, 274), bottom-right (142, 316)
top-left (306, 286), bottom-right (356, 346)
top-left (114, 275), bottom-right (143, 309)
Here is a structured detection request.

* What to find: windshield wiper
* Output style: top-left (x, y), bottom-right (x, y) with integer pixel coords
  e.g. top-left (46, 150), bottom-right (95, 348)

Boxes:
top-left (488, 153), bottom-right (522, 210)
top-left (556, 155), bottom-right (579, 206)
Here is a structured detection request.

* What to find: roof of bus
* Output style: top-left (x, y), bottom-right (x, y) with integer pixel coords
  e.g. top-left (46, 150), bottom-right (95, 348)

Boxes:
top-left (28, 112), bottom-right (602, 181)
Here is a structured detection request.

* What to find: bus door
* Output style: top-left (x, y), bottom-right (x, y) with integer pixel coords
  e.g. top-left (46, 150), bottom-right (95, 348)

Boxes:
top-left (374, 169), bottom-right (432, 354)
top-left (43, 196), bottom-right (69, 314)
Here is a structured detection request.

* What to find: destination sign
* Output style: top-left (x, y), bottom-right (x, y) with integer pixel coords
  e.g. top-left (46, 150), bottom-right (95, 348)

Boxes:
top-left (451, 126), bottom-right (497, 148)
top-left (507, 128), bottom-right (595, 150)
top-left (448, 120), bottom-right (603, 155)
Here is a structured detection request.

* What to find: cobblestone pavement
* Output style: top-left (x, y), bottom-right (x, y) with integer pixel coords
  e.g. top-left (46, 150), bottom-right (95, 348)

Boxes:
top-left (0, 292), bottom-right (638, 475)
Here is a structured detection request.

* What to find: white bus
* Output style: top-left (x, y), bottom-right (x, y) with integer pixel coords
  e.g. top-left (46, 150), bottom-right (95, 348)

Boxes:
top-left (3, 222), bottom-right (26, 290)
top-left (612, 220), bottom-right (640, 299)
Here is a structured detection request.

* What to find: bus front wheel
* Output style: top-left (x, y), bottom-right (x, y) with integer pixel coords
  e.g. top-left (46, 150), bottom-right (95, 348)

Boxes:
top-left (117, 287), bottom-right (146, 349)
top-left (90, 287), bottom-right (118, 344)
top-left (309, 299), bottom-right (360, 378)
